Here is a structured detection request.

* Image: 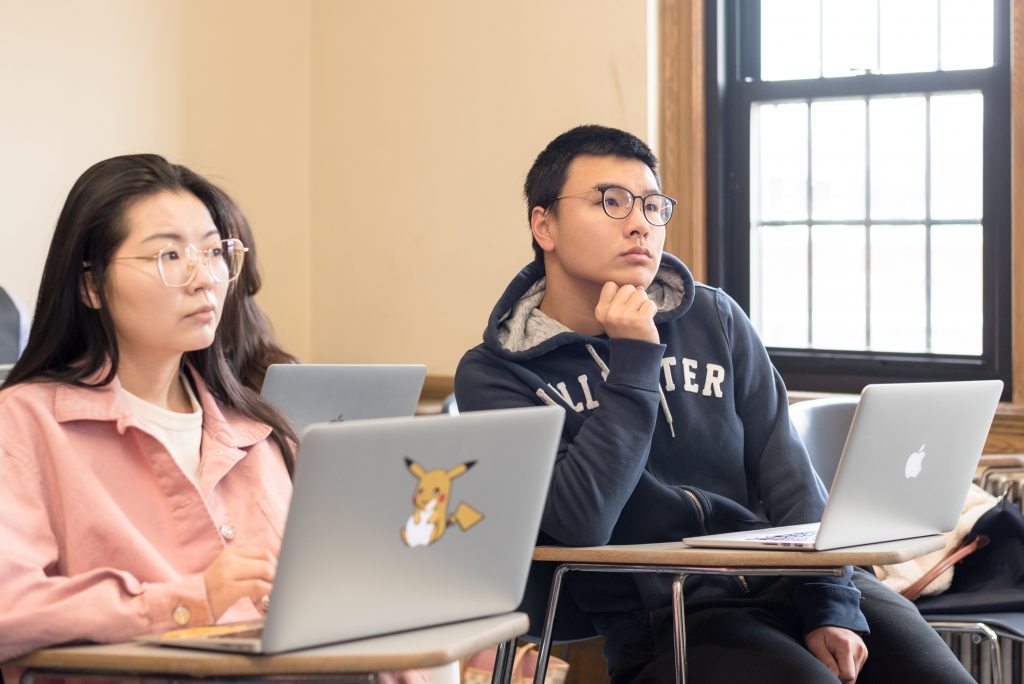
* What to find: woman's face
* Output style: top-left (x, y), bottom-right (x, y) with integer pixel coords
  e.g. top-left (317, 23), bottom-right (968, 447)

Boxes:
top-left (101, 190), bottom-right (230, 364)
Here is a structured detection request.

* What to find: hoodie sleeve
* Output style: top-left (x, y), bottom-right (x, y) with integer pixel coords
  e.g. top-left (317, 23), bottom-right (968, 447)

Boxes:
top-left (456, 339), bottom-right (671, 547)
top-left (718, 291), bottom-right (869, 635)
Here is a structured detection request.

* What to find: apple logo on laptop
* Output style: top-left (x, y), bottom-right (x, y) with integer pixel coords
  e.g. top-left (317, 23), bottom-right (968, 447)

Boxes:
top-left (904, 444), bottom-right (927, 479)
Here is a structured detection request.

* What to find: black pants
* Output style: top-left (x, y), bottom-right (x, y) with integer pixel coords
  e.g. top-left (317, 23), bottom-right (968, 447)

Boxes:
top-left (608, 570), bottom-right (975, 684)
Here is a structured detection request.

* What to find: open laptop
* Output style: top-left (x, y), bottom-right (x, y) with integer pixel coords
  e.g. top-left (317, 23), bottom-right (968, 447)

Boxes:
top-left (684, 380), bottom-right (1002, 551)
top-left (143, 405), bottom-right (565, 653)
top-left (260, 363), bottom-right (426, 433)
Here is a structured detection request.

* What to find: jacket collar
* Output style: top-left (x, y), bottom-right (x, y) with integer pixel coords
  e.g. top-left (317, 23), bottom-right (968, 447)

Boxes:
top-left (54, 362), bottom-right (271, 448)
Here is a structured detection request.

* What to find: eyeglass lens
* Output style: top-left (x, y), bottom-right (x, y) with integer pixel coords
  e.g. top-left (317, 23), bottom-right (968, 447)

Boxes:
top-left (602, 187), bottom-right (674, 226)
top-left (156, 240), bottom-right (244, 287)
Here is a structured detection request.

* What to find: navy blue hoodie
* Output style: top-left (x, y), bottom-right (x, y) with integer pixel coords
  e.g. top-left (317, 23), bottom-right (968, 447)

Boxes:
top-left (455, 254), bottom-right (869, 651)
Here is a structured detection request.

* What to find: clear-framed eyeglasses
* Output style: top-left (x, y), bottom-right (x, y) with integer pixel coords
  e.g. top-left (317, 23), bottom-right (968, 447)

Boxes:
top-left (108, 238), bottom-right (248, 288)
top-left (552, 185), bottom-right (677, 226)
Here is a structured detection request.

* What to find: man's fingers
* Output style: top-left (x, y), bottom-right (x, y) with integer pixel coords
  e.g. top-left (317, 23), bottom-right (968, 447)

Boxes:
top-left (594, 281), bottom-right (620, 321)
top-left (835, 648), bottom-right (858, 684)
top-left (805, 638), bottom-right (841, 679)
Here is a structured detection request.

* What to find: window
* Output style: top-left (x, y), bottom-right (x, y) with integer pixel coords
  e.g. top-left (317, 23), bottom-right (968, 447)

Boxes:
top-left (707, 0), bottom-right (1011, 397)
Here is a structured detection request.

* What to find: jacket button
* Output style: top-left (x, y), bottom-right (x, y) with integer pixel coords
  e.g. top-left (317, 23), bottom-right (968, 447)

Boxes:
top-left (219, 523), bottom-right (235, 540)
top-left (172, 604), bottom-right (192, 625)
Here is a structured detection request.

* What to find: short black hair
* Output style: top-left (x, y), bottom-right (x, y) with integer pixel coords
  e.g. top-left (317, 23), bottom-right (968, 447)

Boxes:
top-left (524, 125), bottom-right (660, 262)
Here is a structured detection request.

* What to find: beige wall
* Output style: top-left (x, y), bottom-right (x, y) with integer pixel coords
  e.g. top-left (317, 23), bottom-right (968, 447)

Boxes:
top-left (0, 0), bottom-right (188, 319)
top-left (180, 1), bottom-right (312, 359)
top-left (309, 1), bottom-right (652, 374)
top-left (1, 1), bottom-right (653, 376)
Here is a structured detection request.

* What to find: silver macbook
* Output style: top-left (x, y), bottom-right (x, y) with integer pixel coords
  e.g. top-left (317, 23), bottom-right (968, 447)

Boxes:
top-left (144, 405), bottom-right (565, 653)
top-left (684, 380), bottom-right (1002, 551)
top-left (260, 363), bottom-right (426, 433)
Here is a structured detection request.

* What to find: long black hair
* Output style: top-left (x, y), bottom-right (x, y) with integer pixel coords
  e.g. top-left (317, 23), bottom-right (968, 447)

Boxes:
top-left (2, 154), bottom-right (298, 475)
top-left (215, 189), bottom-right (299, 392)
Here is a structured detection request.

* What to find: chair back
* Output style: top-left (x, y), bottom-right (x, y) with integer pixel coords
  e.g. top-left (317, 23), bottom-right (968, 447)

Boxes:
top-left (0, 287), bottom-right (21, 364)
top-left (789, 396), bottom-right (859, 492)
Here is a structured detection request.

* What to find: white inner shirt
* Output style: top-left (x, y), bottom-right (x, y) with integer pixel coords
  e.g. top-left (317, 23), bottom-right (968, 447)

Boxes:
top-left (122, 375), bottom-right (204, 486)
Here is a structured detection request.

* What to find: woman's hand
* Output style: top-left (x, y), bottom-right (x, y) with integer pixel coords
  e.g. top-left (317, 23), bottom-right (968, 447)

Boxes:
top-left (202, 547), bottom-right (277, 620)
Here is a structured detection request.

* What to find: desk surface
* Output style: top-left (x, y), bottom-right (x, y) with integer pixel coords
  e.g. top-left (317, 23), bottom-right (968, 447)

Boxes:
top-left (5, 612), bottom-right (527, 677)
top-left (533, 535), bottom-right (946, 567)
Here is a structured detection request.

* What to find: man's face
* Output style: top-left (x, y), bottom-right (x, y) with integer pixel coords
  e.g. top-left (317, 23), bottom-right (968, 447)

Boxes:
top-left (536, 154), bottom-right (666, 291)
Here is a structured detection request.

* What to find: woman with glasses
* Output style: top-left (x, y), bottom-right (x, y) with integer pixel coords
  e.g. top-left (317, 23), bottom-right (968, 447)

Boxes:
top-left (0, 155), bottom-right (425, 683)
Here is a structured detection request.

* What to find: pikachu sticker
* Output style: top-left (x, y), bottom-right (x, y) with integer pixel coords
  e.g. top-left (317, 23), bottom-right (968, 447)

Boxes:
top-left (401, 457), bottom-right (484, 547)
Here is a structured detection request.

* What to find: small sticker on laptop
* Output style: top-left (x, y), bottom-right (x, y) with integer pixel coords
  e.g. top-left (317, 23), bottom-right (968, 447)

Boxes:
top-left (401, 457), bottom-right (484, 547)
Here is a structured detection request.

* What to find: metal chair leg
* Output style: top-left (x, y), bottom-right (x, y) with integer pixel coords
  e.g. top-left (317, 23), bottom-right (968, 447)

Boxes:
top-left (491, 638), bottom-right (517, 684)
top-left (672, 574), bottom-right (689, 684)
top-left (928, 621), bottom-right (1002, 684)
top-left (533, 564), bottom-right (569, 684)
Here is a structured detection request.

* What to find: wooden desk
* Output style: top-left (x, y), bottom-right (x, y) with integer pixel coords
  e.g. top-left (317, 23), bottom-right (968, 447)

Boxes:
top-left (5, 612), bottom-right (528, 683)
top-left (523, 536), bottom-right (946, 684)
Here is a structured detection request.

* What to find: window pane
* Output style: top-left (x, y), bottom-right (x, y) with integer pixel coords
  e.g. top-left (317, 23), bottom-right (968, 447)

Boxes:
top-left (811, 225), bottom-right (866, 349)
top-left (870, 225), bottom-right (927, 352)
top-left (811, 99), bottom-right (865, 220)
top-left (931, 224), bottom-right (982, 354)
top-left (880, 0), bottom-right (939, 74)
top-left (753, 225), bottom-right (809, 348)
top-left (940, 0), bottom-right (994, 71)
top-left (931, 92), bottom-right (983, 220)
top-left (754, 102), bottom-right (809, 221)
top-left (870, 96), bottom-right (926, 220)
top-left (761, 0), bottom-right (820, 81)
top-left (822, 0), bottom-right (878, 77)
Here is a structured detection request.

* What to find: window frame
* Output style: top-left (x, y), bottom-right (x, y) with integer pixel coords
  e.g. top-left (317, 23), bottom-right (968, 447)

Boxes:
top-left (704, 0), bottom-right (1013, 398)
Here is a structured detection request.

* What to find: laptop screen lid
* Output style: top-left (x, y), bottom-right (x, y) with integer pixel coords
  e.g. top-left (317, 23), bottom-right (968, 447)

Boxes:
top-left (258, 405), bottom-right (564, 653)
top-left (261, 364), bottom-right (426, 433)
top-left (683, 379), bottom-right (1002, 551)
top-left (814, 379), bottom-right (1001, 549)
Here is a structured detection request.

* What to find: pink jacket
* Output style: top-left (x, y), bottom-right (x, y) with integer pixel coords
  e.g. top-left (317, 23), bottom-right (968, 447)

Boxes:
top-left (0, 369), bottom-right (292, 661)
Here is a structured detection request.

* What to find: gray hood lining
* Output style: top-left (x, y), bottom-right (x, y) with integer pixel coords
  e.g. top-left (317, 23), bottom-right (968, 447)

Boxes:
top-left (497, 265), bottom-right (687, 354)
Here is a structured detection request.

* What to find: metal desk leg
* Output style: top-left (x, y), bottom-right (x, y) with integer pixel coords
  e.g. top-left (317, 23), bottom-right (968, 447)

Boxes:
top-left (533, 564), bottom-right (569, 684)
top-left (491, 638), bottom-right (517, 684)
top-left (672, 574), bottom-right (688, 684)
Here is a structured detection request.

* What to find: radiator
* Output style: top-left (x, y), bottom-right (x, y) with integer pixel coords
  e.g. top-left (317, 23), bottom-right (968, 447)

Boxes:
top-left (943, 458), bottom-right (1024, 684)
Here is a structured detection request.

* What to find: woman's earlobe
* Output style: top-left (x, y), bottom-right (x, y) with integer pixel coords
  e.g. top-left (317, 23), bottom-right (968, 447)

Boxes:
top-left (80, 271), bottom-right (102, 310)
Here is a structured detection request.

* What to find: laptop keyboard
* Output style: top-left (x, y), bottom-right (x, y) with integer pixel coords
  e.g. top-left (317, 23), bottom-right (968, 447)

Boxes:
top-left (748, 529), bottom-right (818, 543)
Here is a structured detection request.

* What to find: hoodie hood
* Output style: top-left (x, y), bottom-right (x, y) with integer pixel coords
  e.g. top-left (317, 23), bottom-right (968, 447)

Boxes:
top-left (484, 253), bottom-right (696, 359)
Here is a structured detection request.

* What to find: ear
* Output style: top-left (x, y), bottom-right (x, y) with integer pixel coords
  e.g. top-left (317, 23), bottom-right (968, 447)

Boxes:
top-left (80, 269), bottom-right (102, 310)
top-left (405, 457), bottom-right (425, 478)
top-left (530, 206), bottom-right (556, 255)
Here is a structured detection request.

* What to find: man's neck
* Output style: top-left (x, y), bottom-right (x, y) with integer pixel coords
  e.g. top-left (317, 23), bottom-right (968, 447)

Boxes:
top-left (538, 266), bottom-right (606, 336)
top-left (116, 347), bottom-right (191, 413)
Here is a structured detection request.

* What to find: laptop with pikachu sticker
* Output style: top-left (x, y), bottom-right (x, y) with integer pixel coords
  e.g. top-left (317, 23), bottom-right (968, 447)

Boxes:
top-left (144, 405), bottom-right (564, 654)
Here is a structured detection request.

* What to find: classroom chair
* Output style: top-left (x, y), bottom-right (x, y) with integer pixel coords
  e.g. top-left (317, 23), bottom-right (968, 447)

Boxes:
top-left (790, 395), bottom-right (1024, 684)
top-left (0, 286), bottom-right (21, 364)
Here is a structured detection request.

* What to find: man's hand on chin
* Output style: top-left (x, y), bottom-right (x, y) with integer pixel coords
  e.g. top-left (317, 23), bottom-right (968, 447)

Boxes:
top-left (594, 281), bottom-right (660, 344)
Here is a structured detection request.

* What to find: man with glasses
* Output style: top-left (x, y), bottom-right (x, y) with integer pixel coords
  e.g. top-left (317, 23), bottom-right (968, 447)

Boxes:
top-left (454, 125), bottom-right (972, 683)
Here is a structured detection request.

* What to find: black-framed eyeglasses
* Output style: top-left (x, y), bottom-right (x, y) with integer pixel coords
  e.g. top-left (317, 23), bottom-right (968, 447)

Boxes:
top-left (551, 185), bottom-right (677, 226)
top-left (103, 238), bottom-right (248, 288)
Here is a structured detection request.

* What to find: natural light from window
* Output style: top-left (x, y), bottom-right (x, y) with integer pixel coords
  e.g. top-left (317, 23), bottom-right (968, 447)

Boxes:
top-left (750, 0), bottom-right (992, 356)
